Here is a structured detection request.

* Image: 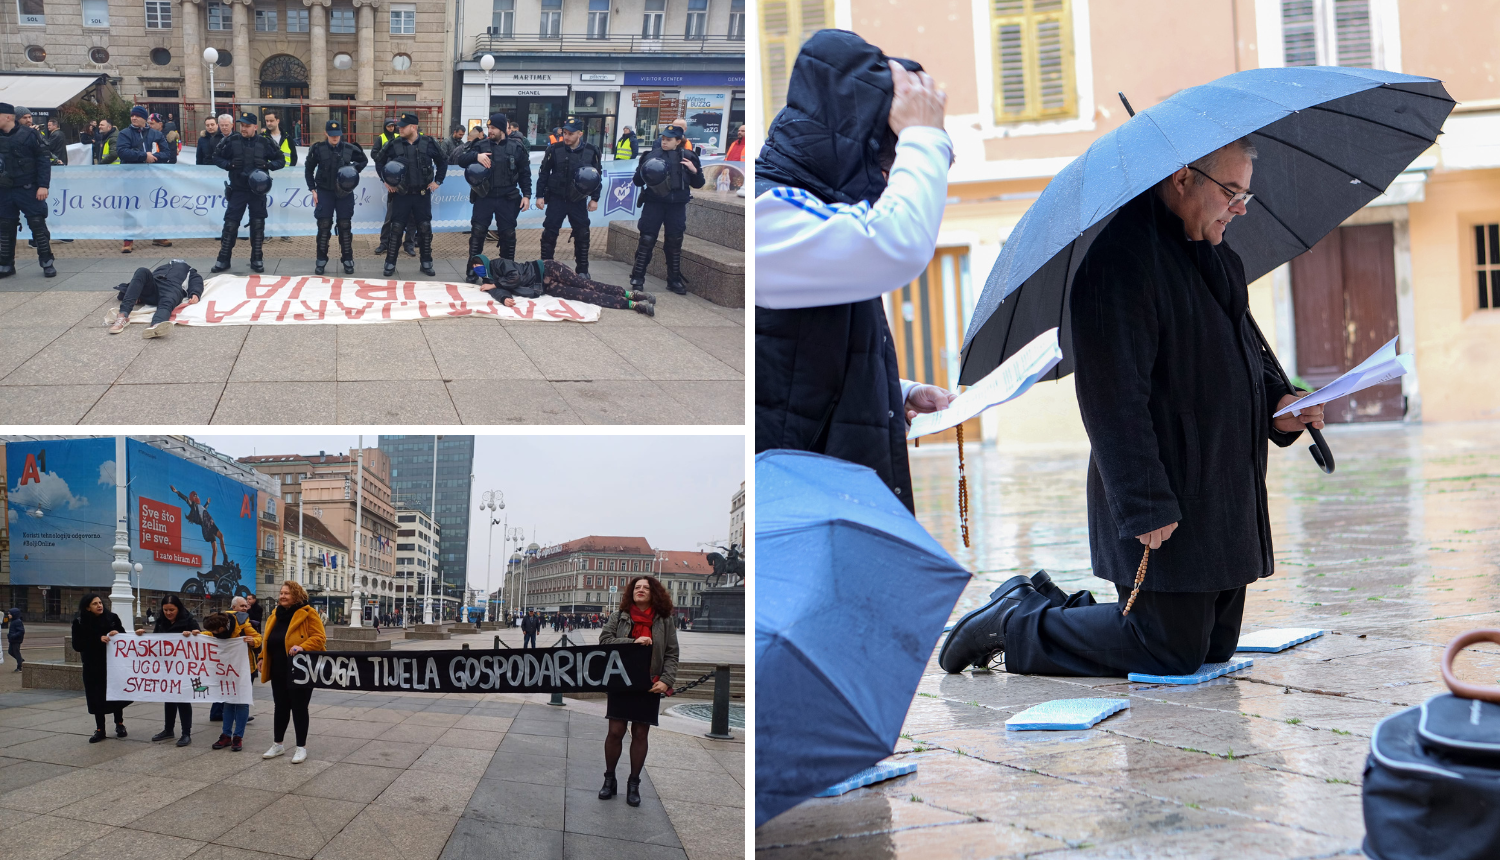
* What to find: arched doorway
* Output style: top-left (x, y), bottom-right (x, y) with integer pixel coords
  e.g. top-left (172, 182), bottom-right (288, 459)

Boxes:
top-left (259, 54), bottom-right (308, 99)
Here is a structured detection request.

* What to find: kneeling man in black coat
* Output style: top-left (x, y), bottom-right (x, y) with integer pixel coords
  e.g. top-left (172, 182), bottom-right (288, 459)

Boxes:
top-left (941, 139), bottom-right (1325, 678)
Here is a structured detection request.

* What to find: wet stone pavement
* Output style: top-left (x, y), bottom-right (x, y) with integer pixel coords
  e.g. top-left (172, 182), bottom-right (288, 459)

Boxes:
top-left (755, 420), bottom-right (1500, 859)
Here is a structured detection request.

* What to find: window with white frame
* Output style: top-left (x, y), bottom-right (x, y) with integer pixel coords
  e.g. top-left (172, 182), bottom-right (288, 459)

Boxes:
top-left (642, 0), bottom-right (664, 38)
top-left (990, 0), bottom-right (1074, 124)
top-left (539, 0), bottom-right (560, 38)
top-left (17, 0), bottom-right (43, 26)
top-left (254, 6), bottom-right (276, 30)
top-left (390, 3), bottom-right (415, 35)
top-left (685, 0), bottom-right (708, 39)
top-left (728, 0), bottom-right (744, 40)
top-left (330, 6), bottom-right (355, 33)
top-left (587, 0), bottom-right (609, 38)
top-left (82, 0), bottom-right (108, 27)
top-left (490, 0), bottom-right (513, 36)
top-left (1281, 0), bottom-right (1374, 67)
top-left (287, 7), bottom-right (309, 32)
top-left (145, 0), bottom-right (172, 29)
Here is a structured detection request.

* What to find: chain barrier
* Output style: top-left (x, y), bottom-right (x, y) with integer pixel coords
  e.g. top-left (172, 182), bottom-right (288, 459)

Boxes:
top-left (667, 668), bottom-right (719, 697)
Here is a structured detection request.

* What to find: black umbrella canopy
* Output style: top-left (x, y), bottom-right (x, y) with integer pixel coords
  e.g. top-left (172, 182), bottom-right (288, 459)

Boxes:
top-left (958, 67), bottom-right (1455, 386)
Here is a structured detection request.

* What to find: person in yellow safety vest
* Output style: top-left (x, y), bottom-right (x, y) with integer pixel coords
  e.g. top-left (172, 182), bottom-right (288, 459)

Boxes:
top-left (615, 126), bottom-right (637, 160)
top-left (96, 118), bottom-right (119, 164)
top-left (260, 110), bottom-right (299, 167)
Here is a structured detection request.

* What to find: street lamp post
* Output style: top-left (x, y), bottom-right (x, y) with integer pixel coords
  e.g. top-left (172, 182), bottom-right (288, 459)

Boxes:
top-left (480, 54), bottom-right (495, 116)
top-left (203, 48), bottom-right (218, 122)
top-left (424, 435), bottom-right (441, 625)
top-left (479, 490), bottom-right (505, 624)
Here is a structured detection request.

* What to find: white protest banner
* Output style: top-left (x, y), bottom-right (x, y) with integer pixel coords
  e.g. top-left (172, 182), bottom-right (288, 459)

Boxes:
top-left (908, 328), bottom-right (1065, 439)
top-left (124, 274), bottom-right (602, 326)
top-left (106, 633), bottom-right (254, 705)
top-left (1273, 336), bottom-right (1414, 417)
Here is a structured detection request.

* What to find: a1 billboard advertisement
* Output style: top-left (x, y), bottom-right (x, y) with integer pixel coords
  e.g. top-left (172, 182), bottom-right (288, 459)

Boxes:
top-left (126, 440), bottom-right (259, 597)
top-left (5, 438), bottom-right (118, 588)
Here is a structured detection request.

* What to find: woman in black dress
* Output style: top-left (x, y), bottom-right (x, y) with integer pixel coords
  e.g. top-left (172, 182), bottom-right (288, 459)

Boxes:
top-left (597, 575), bottom-right (679, 807)
top-left (72, 594), bottom-right (130, 743)
top-left (135, 594), bottom-right (200, 746)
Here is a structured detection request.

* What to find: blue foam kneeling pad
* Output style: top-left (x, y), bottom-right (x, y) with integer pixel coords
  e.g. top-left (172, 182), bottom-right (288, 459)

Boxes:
top-left (1006, 698), bottom-right (1129, 731)
top-left (1235, 627), bottom-right (1324, 653)
top-left (815, 762), bottom-right (918, 797)
top-left (1128, 658), bottom-right (1253, 685)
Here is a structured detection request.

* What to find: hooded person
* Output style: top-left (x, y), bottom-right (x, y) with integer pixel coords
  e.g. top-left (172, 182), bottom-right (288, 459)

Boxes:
top-left (467, 253), bottom-right (655, 315)
top-left (137, 594), bottom-right (201, 746)
top-left (72, 594), bottom-right (131, 742)
top-left (754, 29), bottom-right (958, 513)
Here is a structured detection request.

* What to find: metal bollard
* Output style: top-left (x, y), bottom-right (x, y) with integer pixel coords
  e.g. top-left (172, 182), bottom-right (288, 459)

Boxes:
top-left (462, 643), bottom-right (470, 650)
top-left (494, 635), bottom-right (500, 650)
top-left (549, 633), bottom-right (571, 706)
top-left (706, 663), bottom-right (732, 739)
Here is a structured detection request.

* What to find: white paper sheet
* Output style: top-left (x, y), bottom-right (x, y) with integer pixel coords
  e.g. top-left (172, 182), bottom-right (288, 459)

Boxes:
top-left (907, 328), bottom-right (1064, 439)
top-left (1272, 336), bottom-right (1414, 417)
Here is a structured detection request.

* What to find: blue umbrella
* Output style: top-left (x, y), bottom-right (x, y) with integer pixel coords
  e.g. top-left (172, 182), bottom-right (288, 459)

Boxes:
top-left (959, 67), bottom-right (1453, 392)
top-left (755, 449), bottom-right (971, 825)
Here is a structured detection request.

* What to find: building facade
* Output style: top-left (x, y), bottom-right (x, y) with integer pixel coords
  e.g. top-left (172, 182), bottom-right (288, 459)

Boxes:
top-left (761, 0), bottom-right (1500, 442)
top-left (378, 435), bottom-right (474, 609)
top-left (395, 507), bottom-right (453, 621)
top-left (451, 0), bottom-right (744, 153)
top-left (280, 505), bottom-right (351, 623)
top-left (655, 549), bottom-right (710, 617)
top-left (729, 480), bottom-right (744, 551)
top-left (518, 535), bottom-right (652, 615)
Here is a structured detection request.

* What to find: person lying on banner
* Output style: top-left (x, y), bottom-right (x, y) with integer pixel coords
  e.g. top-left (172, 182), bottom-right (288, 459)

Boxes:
top-left (467, 254), bottom-right (658, 317)
top-left (755, 30), bottom-right (958, 512)
top-left (107, 259), bottom-right (204, 338)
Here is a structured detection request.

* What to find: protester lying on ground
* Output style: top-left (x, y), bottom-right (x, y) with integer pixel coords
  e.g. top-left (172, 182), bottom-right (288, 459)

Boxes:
top-left (468, 254), bottom-right (657, 316)
top-left (754, 31), bottom-right (958, 513)
top-left (73, 594), bottom-right (131, 743)
top-left (199, 609), bottom-right (261, 752)
top-left (139, 595), bottom-right (200, 747)
top-left (597, 576), bottom-right (679, 808)
top-left (109, 260), bottom-right (204, 338)
top-left (259, 581), bottom-right (325, 764)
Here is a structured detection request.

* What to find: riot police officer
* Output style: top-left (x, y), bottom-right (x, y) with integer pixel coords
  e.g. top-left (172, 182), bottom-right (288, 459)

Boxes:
top-left (630, 125), bottom-right (703, 295)
top-left (456, 111), bottom-right (531, 277)
top-left (536, 119), bottom-right (602, 278)
top-left (304, 119), bottom-right (368, 275)
top-left (374, 112), bottom-right (447, 277)
top-left (211, 112), bottom-right (286, 273)
top-left (0, 102), bottom-right (56, 279)
top-left (374, 116), bottom-right (414, 258)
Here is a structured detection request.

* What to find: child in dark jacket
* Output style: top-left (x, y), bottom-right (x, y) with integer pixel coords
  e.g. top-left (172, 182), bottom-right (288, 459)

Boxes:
top-left (467, 255), bottom-right (658, 316)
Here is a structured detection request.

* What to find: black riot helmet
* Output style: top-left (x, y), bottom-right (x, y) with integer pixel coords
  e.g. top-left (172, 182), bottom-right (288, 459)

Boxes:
top-left (335, 165), bottom-right (360, 192)
top-left (641, 157), bottom-right (671, 196)
top-left (464, 162), bottom-right (491, 196)
top-left (573, 165), bottom-right (601, 196)
top-left (381, 160), bottom-right (406, 188)
top-left (247, 169), bottom-right (272, 195)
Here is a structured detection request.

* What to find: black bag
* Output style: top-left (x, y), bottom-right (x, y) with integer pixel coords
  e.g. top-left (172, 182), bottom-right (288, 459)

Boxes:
top-left (1363, 630), bottom-right (1500, 860)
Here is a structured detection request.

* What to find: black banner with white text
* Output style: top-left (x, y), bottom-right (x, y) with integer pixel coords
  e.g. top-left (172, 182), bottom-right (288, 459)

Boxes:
top-left (288, 644), bottom-right (651, 694)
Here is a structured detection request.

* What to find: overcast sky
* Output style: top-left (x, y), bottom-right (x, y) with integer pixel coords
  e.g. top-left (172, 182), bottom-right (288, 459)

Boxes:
top-left (196, 433), bottom-right (745, 589)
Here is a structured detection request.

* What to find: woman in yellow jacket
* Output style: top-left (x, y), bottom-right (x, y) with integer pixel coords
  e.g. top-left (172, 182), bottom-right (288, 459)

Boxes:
top-left (196, 605), bottom-right (261, 751)
top-left (258, 580), bottom-right (325, 763)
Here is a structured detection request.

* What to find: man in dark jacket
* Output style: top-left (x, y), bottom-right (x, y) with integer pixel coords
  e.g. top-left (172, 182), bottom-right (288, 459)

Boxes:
top-left (439, 123), bottom-right (466, 161)
top-left (196, 116), bottom-right (223, 166)
top-left (0, 102), bottom-right (57, 278)
top-left (107, 259), bottom-right (205, 339)
top-left (629, 125), bottom-right (704, 294)
top-left (304, 119), bottom-right (368, 274)
top-left (456, 111), bottom-right (532, 268)
top-left (521, 611), bottom-right (539, 648)
top-left (754, 31), bottom-right (954, 512)
top-left (116, 105), bottom-right (174, 254)
top-left (535, 119), bottom-right (602, 277)
top-left (211, 112), bottom-right (286, 273)
top-left (939, 140), bottom-right (1326, 679)
top-left (5, 608), bottom-right (23, 671)
top-left (375, 112), bottom-right (446, 276)
top-left (43, 118), bottom-right (68, 164)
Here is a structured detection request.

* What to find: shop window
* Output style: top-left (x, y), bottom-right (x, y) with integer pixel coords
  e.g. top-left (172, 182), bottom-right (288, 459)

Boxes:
top-left (331, 6), bottom-right (356, 33)
top-left (587, 0), bottom-right (609, 38)
top-left (145, 0), bottom-right (172, 28)
top-left (685, 0), bottom-right (708, 39)
top-left (539, 0), bottom-right (560, 38)
top-left (1473, 223), bottom-right (1500, 311)
top-left (255, 6), bottom-right (277, 31)
top-left (490, 0), bottom-right (513, 37)
top-left (390, 3), bottom-right (415, 35)
top-left (991, 0), bottom-right (1075, 123)
top-left (642, 0), bottom-right (664, 38)
top-left (82, 0), bottom-right (108, 27)
top-left (287, 7), bottom-right (309, 32)
top-left (17, 0), bottom-right (43, 26)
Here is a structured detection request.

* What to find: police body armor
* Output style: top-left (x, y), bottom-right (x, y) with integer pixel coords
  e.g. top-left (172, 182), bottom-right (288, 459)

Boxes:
top-left (390, 137), bottom-right (435, 194)
top-left (0, 128), bottom-right (40, 189)
top-left (224, 135), bottom-right (273, 193)
top-left (315, 143), bottom-right (359, 197)
top-left (546, 143), bottom-right (597, 202)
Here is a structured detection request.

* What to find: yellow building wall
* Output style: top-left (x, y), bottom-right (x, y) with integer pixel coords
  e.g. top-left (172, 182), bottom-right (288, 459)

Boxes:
top-left (1407, 168), bottom-right (1500, 422)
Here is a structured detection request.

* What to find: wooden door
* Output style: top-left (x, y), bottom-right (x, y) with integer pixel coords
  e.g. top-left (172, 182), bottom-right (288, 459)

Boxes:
top-left (888, 248), bottom-right (981, 445)
top-left (1289, 224), bottom-right (1404, 423)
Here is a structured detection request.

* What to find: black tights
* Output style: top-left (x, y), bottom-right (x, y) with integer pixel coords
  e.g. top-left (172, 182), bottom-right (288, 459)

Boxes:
top-left (604, 719), bottom-right (650, 779)
top-left (93, 707), bottom-right (125, 732)
top-left (271, 673), bottom-right (313, 746)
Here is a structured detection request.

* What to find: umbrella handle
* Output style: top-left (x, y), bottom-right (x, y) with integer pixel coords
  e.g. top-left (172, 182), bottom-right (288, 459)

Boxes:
top-left (1118, 92), bottom-right (1136, 117)
top-left (1307, 426), bottom-right (1335, 474)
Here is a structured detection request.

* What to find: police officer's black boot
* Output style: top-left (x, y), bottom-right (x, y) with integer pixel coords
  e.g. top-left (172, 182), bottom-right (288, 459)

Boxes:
top-left (574, 229), bottom-right (591, 279)
top-left (383, 224), bottom-right (401, 276)
top-left (210, 223), bottom-right (236, 273)
top-left (374, 220), bottom-right (390, 256)
top-left (664, 234), bottom-right (687, 295)
top-left (25, 216), bottom-right (57, 278)
top-left (418, 223), bottom-right (436, 278)
top-left (629, 235), bottom-right (655, 289)
top-left (404, 224), bottom-right (416, 258)
top-left (248, 218), bottom-right (266, 273)
top-left (314, 218), bottom-right (333, 275)
top-left (499, 229), bottom-right (516, 264)
top-left (466, 229), bottom-right (486, 283)
top-left (539, 229), bottom-right (558, 262)
top-left (337, 218), bottom-right (355, 274)
top-left (0, 219), bottom-right (18, 278)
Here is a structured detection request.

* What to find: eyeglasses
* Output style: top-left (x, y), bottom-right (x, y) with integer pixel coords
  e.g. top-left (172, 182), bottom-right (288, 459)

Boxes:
top-left (1189, 166), bottom-right (1254, 207)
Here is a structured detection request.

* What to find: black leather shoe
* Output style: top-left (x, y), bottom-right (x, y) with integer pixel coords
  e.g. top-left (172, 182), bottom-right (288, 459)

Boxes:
top-left (598, 773), bottom-right (617, 800)
top-left (625, 776), bottom-right (641, 807)
top-left (1023, 570), bottom-right (1067, 607)
top-left (115, 723), bottom-right (127, 738)
top-left (176, 734), bottom-right (192, 747)
top-left (151, 729), bottom-right (175, 742)
top-left (938, 575), bottom-right (1035, 673)
top-left (89, 730), bottom-right (106, 743)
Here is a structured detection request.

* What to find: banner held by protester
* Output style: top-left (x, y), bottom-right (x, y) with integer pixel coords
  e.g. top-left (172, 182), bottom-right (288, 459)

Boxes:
top-left (105, 633), bottom-right (254, 704)
top-left (290, 643), bottom-right (651, 695)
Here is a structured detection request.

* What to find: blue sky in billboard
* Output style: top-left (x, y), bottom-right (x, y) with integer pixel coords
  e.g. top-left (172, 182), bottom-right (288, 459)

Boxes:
top-left (5, 438), bottom-right (117, 588)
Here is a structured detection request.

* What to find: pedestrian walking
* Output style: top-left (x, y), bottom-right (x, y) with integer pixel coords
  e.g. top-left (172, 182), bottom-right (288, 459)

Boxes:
top-left (200, 609), bottom-right (260, 752)
top-left (597, 576), bottom-right (678, 807)
top-left (259, 581), bottom-right (325, 764)
top-left (211, 112), bottom-right (285, 274)
top-left (536, 119), bottom-right (603, 277)
top-left (72, 594), bottom-right (131, 742)
top-left (374, 112), bottom-right (447, 277)
top-left (136, 595), bottom-right (200, 746)
top-left (629, 125), bottom-right (703, 295)
top-left (4, 608), bottom-right (24, 670)
top-left (107, 259), bottom-right (204, 338)
top-left (305, 119), bottom-right (367, 275)
top-left (457, 111), bottom-right (532, 269)
top-left (115, 105), bottom-right (174, 254)
top-left (0, 103), bottom-right (56, 279)
top-left (469, 255), bottom-right (655, 315)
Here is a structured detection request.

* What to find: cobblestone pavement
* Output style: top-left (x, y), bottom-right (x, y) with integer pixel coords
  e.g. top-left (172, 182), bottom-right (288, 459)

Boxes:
top-left (0, 232), bottom-right (744, 425)
top-left (756, 420), bottom-right (1500, 859)
top-left (0, 685), bottom-right (743, 860)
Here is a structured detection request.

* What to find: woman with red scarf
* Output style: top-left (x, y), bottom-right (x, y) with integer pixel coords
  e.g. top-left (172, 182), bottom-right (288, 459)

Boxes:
top-left (597, 575), bottom-right (680, 807)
